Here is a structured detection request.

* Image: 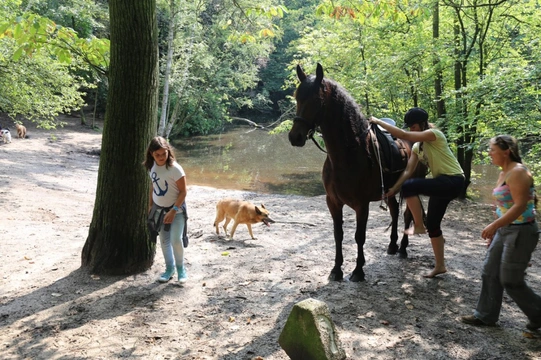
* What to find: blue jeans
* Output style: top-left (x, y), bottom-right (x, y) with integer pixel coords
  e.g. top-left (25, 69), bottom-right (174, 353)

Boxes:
top-left (474, 222), bottom-right (541, 324)
top-left (153, 210), bottom-right (186, 269)
top-left (401, 175), bottom-right (464, 238)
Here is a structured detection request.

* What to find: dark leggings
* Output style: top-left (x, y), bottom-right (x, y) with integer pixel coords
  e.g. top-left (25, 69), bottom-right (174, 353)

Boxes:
top-left (401, 175), bottom-right (464, 238)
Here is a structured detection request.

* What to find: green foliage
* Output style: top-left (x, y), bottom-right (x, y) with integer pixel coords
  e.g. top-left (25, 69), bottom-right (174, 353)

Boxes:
top-left (22, 0), bottom-right (109, 38)
top-left (0, 3), bottom-right (110, 125)
top-left (269, 119), bottom-right (292, 134)
top-left (0, 33), bottom-right (89, 126)
top-left (283, 0), bottom-right (541, 189)
top-left (159, 0), bottom-right (284, 136)
top-left (1, 12), bottom-right (109, 70)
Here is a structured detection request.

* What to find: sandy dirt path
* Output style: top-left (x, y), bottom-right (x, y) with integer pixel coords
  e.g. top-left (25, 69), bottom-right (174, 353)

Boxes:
top-left (1, 116), bottom-right (540, 359)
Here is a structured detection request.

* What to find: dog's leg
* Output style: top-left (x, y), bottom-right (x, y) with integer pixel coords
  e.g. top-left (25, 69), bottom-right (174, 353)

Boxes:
top-left (230, 220), bottom-right (240, 239)
top-left (214, 216), bottom-right (222, 235)
top-left (223, 217), bottom-right (232, 237)
top-left (214, 207), bottom-right (225, 235)
top-left (246, 224), bottom-right (256, 240)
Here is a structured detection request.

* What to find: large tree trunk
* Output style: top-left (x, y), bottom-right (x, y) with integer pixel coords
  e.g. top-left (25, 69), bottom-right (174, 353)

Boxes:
top-left (82, 0), bottom-right (159, 275)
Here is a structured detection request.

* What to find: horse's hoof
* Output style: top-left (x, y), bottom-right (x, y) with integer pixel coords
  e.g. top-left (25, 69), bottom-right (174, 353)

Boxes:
top-left (387, 246), bottom-right (398, 255)
top-left (398, 250), bottom-right (408, 259)
top-left (349, 272), bottom-right (365, 282)
top-left (328, 271), bottom-right (343, 281)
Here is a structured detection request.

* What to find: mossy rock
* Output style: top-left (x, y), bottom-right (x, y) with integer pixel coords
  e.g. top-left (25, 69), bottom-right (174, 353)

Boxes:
top-left (279, 298), bottom-right (346, 360)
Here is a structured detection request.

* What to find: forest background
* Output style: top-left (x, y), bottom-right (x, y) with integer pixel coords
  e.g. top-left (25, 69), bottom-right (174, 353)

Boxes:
top-left (1, 0), bottom-right (541, 275)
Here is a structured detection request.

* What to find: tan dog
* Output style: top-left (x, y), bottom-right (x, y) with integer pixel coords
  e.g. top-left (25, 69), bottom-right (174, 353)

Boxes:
top-left (15, 123), bottom-right (26, 139)
top-left (214, 199), bottom-right (275, 240)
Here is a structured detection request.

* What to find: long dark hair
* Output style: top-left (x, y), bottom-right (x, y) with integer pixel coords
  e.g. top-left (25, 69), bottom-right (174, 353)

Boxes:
top-left (143, 136), bottom-right (176, 170)
top-left (417, 121), bottom-right (434, 154)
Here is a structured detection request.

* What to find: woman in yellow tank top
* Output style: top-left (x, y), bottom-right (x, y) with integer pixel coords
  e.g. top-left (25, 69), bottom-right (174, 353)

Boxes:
top-left (370, 107), bottom-right (465, 278)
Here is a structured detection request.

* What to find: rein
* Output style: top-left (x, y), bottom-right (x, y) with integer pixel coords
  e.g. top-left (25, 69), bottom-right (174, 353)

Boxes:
top-left (294, 116), bottom-right (327, 154)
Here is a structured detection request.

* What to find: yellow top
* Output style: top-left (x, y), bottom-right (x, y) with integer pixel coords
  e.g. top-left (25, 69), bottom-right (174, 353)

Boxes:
top-left (412, 129), bottom-right (464, 178)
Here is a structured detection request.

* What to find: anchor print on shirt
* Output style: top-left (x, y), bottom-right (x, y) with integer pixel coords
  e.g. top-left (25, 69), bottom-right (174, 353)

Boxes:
top-left (151, 172), bottom-right (168, 196)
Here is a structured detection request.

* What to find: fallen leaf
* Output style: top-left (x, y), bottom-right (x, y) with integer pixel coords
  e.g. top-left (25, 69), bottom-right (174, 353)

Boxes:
top-left (523, 332), bottom-right (537, 339)
top-left (221, 252), bottom-right (230, 256)
top-left (406, 304), bottom-right (414, 310)
top-left (229, 316), bottom-right (235, 322)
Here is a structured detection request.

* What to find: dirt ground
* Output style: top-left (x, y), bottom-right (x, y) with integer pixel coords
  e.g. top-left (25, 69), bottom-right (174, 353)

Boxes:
top-left (1, 116), bottom-right (541, 360)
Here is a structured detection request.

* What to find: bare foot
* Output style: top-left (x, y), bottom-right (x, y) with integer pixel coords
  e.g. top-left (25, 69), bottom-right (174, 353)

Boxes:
top-left (404, 226), bottom-right (426, 235)
top-left (423, 268), bottom-right (447, 278)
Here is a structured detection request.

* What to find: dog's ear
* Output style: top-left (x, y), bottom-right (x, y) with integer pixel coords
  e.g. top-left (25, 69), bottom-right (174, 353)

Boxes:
top-left (260, 204), bottom-right (266, 209)
top-left (255, 206), bottom-right (262, 215)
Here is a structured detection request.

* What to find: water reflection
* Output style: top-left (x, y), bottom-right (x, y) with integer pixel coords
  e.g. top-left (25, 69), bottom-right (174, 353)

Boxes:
top-left (172, 125), bottom-right (327, 196)
top-left (470, 163), bottom-right (501, 204)
top-left (172, 125), bottom-right (498, 202)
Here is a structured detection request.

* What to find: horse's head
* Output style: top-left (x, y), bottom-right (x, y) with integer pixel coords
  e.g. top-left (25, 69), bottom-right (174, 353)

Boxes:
top-left (288, 63), bottom-right (326, 147)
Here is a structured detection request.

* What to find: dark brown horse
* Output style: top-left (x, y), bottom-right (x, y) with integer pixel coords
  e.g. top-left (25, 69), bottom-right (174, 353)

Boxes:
top-left (289, 63), bottom-right (425, 282)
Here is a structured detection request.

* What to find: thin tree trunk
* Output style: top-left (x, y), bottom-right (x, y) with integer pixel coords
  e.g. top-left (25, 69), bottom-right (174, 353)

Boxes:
top-left (164, 21), bottom-right (196, 137)
top-left (92, 86), bottom-right (99, 128)
top-left (82, 0), bottom-right (159, 275)
top-left (433, 1), bottom-right (446, 125)
top-left (80, 108), bottom-right (86, 125)
top-left (158, 0), bottom-right (176, 136)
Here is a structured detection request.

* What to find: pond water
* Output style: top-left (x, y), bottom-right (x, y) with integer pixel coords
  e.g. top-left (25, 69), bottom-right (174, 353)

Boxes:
top-left (172, 125), bottom-right (498, 203)
top-left (172, 125), bottom-right (327, 197)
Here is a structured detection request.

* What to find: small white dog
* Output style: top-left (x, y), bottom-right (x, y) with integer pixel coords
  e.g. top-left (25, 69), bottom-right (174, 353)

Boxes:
top-left (1, 129), bottom-right (12, 144)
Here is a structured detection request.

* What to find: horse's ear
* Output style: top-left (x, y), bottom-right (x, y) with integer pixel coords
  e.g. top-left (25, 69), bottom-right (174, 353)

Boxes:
top-left (296, 64), bottom-right (306, 82)
top-left (315, 63), bottom-right (324, 84)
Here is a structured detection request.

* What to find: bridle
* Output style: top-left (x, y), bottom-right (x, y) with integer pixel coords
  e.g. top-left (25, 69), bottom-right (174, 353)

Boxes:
top-left (292, 115), bottom-right (327, 153)
top-left (293, 95), bottom-right (327, 153)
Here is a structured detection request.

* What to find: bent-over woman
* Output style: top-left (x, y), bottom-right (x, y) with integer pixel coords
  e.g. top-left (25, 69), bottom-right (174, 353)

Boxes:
top-left (370, 107), bottom-right (465, 278)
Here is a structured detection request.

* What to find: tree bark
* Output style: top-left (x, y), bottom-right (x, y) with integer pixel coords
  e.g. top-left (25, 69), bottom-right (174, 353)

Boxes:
top-left (82, 0), bottom-right (159, 275)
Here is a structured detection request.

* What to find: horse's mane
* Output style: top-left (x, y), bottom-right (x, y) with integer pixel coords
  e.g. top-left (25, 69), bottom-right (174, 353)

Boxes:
top-left (324, 77), bottom-right (370, 148)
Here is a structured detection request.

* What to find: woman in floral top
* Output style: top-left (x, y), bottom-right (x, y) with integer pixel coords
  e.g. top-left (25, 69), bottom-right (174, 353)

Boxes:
top-left (461, 135), bottom-right (540, 330)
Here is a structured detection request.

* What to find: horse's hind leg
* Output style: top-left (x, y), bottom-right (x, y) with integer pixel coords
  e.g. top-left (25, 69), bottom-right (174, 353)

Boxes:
top-left (350, 203), bottom-right (370, 282)
top-left (398, 195), bottom-right (426, 259)
top-left (327, 200), bottom-right (344, 281)
top-left (386, 196), bottom-right (400, 255)
top-left (398, 205), bottom-right (412, 259)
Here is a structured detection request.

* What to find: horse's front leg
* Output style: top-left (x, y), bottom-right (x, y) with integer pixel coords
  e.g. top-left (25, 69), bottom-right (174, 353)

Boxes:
top-left (327, 200), bottom-right (344, 281)
top-left (386, 195), bottom-right (400, 255)
top-left (350, 203), bottom-right (370, 282)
